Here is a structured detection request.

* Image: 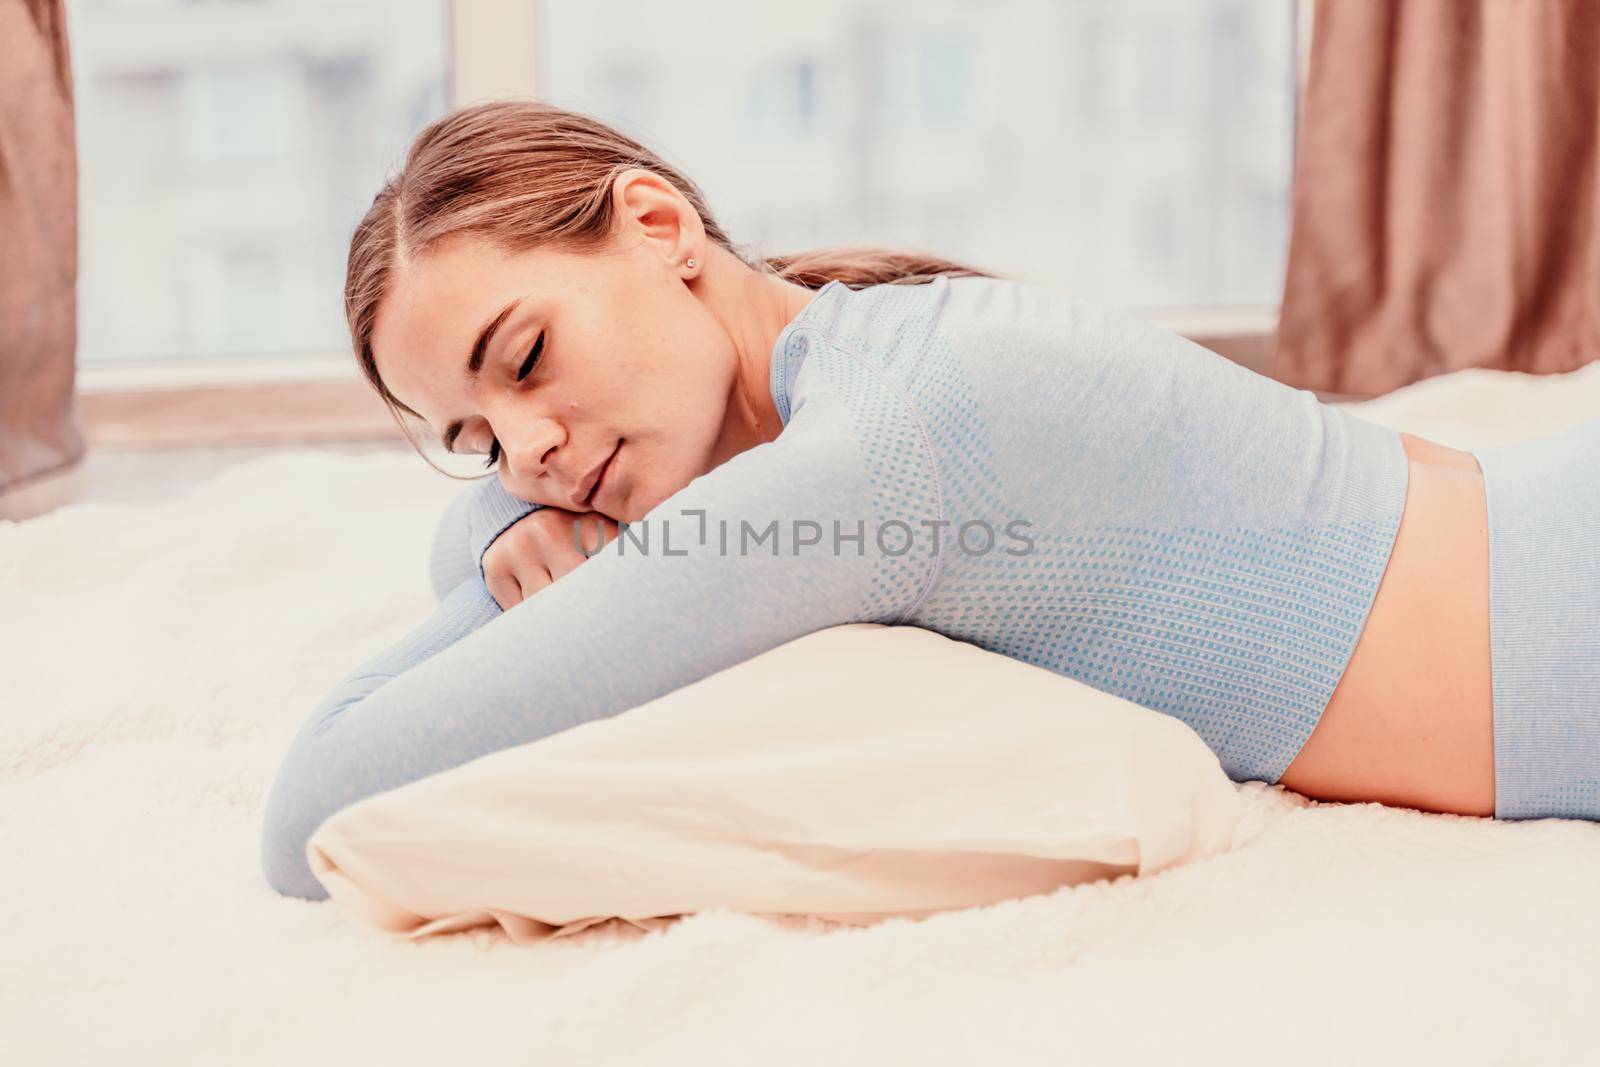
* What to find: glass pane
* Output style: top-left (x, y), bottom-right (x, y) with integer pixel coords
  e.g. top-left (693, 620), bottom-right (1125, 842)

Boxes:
top-left (70, 0), bottom-right (450, 364)
top-left (536, 0), bottom-right (1293, 312)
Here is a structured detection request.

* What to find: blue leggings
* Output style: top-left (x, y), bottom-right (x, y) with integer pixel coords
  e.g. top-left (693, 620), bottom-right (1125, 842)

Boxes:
top-left (1469, 418), bottom-right (1600, 820)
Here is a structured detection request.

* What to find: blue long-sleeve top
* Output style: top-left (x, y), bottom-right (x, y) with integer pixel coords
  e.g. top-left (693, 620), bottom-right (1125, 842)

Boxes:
top-left (261, 274), bottom-right (1408, 899)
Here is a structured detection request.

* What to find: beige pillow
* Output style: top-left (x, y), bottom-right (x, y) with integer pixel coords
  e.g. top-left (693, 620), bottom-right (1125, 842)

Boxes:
top-left (307, 623), bottom-right (1242, 942)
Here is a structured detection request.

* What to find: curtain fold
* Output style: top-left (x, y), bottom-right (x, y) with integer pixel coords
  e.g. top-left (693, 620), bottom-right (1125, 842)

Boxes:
top-left (1273, 0), bottom-right (1600, 395)
top-left (0, 0), bottom-right (84, 491)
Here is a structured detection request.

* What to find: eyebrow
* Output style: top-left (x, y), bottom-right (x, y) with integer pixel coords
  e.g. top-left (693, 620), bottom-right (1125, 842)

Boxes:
top-left (441, 297), bottom-right (523, 452)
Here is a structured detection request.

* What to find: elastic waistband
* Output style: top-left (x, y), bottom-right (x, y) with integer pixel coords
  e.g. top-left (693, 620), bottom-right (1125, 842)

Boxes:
top-left (1468, 419), bottom-right (1600, 820)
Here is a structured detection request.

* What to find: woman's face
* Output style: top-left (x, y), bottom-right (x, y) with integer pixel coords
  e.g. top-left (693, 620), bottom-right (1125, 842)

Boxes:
top-left (371, 221), bottom-right (756, 523)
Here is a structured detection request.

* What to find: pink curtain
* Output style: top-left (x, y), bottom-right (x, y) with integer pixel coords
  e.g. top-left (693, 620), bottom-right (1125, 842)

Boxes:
top-left (1273, 0), bottom-right (1600, 395)
top-left (0, 0), bottom-right (84, 491)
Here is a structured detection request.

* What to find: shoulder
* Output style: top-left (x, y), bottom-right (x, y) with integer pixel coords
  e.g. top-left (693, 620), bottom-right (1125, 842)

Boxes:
top-left (798, 274), bottom-right (1103, 349)
top-left (782, 274), bottom-right (1139, 399)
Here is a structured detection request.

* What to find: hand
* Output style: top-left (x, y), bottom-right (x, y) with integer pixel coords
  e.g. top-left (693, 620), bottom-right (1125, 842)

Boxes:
top-left (482, 507), bottom-right (619, 610)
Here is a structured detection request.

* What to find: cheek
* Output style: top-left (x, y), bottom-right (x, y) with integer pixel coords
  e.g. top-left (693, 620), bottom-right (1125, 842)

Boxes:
top-left (606, 352), bottom-right (729, 433)
top-left (620, 391), bottom-right (724, 497)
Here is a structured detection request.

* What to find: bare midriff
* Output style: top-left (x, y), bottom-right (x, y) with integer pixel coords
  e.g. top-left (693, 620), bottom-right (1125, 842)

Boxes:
top-left (1277, 432), bottom-right (1496, 817)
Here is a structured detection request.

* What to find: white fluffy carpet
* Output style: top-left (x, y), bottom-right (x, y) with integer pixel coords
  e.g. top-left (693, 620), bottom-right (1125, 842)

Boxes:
top-left (4, 362), bottom-right (1600, 1066)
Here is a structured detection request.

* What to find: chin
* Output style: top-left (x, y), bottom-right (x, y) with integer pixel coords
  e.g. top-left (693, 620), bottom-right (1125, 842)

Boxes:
top-left (616, 474), bottom-right (682, 523)
top-left (614, 490), bottom-right (658, 524)
top-left (607, 449), bottom-right (710, 523)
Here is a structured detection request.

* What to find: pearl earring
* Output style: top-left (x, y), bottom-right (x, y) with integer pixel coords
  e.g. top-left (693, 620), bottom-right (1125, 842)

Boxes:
top-left (686, 258), bottom-right (697, 269)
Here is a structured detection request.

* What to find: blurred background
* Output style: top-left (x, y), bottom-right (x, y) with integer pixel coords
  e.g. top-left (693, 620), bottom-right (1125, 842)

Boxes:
top-left (70, 0), bottom-right (1292, 369)
top-left (6, 0), bottom-right (1595, 519)
top-left (1, 0), bottom-right (1305, 517)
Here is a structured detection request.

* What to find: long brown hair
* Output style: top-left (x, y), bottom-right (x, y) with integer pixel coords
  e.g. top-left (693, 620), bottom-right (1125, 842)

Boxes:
top-left (344, 98), bottom-right (1003, 474)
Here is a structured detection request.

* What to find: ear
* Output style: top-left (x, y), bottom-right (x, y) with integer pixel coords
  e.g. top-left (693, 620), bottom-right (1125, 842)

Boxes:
top-left (610, 168), bottom-right (705, 275)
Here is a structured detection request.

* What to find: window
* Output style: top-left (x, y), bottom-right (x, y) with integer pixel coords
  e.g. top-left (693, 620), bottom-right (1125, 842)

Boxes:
top-left (70, 0), bottom-right (450, 366)
top-left (536, 0), bottom-right (1294, 314)
top-left (71, 0), bottom-right (1292, 384)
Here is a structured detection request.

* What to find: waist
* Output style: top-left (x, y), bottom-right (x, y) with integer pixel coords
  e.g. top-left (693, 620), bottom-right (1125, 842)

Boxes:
top-left (1280, 433), bottom-right (1494, 814)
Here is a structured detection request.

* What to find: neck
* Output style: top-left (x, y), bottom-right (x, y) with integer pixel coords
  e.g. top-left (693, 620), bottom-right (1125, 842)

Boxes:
top-left (696, 246), bottom-right (820, 469)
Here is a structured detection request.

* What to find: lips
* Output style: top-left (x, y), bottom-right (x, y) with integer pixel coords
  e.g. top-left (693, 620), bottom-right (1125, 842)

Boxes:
top-left (577, 442), bottom-right (618, 509)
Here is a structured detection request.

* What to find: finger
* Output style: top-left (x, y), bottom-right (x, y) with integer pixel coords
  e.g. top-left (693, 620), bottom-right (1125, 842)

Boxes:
top-left (485, 568), bottom-right (523, 611)
top-left (514, 562), bottom-right (554, 598)
top-left (518, 520), bottom-right (587, 581)
top-left (505, 534), bottom-right (555, 591)
top-left (541, 532), bottom-right (591, 580)
top-left (558, 514), bottom-right (619, 576)
top-left (570, 513), bottom-right (618, 555)
top-left (509, 530), bottom-right (568, 579)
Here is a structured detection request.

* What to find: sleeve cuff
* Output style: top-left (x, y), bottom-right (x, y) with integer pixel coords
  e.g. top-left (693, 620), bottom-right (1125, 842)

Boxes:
top-left (465, 477), bottom-right (544, 575)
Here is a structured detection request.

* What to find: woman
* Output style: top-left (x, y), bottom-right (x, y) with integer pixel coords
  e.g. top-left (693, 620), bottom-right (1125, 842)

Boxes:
top-left (261, 100), bottom-right (1600, 901)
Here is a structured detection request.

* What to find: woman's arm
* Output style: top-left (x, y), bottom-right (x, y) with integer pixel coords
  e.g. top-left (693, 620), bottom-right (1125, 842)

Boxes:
top-left (427, 475), bottom-right (544, 600)
top-left (261, 406), bottom-right (912, 900)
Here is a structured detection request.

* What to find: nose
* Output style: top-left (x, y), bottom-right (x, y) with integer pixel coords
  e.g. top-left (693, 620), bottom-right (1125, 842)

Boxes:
top-left (497, 414), bottom-right (566, 489)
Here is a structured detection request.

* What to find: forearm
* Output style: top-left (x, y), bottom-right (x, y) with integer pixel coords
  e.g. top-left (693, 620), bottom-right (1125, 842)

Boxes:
top-left (262, 408), bottom-right (897, 902)
top-left (427, 485), bottom-right (479, 599)
top-left (261, 576), bottom-right (503, 898)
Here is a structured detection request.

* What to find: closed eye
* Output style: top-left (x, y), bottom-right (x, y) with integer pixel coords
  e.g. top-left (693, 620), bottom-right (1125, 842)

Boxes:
top-left (480, 333), bottom-right (544, 470)
top-left (517, 332), bottom-right (545, 382)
